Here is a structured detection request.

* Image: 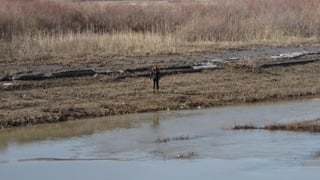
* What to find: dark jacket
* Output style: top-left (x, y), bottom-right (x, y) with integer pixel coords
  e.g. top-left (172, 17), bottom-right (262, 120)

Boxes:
top-left (150, 69), bottom-right (161, 80)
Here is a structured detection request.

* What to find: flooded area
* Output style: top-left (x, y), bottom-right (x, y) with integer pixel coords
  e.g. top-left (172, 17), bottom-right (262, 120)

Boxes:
top-left (1, 99), bottom-right (320, 179)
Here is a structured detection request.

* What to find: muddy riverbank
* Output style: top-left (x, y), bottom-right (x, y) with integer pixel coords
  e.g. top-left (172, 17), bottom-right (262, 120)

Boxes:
top-left (1, 45), bottom-right (320, 128)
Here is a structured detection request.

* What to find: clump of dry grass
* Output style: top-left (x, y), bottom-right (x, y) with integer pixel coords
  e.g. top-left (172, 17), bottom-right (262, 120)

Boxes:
top-left (243, 58), bottom-right (263, 72)
top-left (265, 119), bottom-right (320, 132)
top-left (233, 124), bottom-right (262, 130)
top-left (234, 119), bottom-right (320, 132)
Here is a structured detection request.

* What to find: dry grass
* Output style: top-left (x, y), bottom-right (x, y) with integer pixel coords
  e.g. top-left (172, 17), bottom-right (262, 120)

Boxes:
top-left (234, 119), bottom-right (320, 132)
top-left (9, 32), bottom-right (182, 60)
top-left (2, 0), bottom-right (320, 128)
top-left (266, 119), bottom-right (320, 132)
top-left (8, 32), bottom-right (317, 63)
top-left (2, 59), bottom-right (320, 128)
top-left (1, 0), bottom-right (320, 61)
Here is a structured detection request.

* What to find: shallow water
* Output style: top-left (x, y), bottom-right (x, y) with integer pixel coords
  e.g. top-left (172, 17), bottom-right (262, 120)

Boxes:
top-left (1, 99), bottom-right (320, 179)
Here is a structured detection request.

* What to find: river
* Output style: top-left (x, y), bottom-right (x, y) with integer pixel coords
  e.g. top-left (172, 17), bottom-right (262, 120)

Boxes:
top-left (1, 99), bottom-right (320, 179)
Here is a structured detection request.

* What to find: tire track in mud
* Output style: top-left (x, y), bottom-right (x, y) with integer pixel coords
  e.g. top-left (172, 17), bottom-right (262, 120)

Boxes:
top-left (1, 50), bottom-right (320, 82)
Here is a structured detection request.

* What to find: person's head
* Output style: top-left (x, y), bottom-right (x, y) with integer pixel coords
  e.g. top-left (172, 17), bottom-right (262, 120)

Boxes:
top-left (153, 65), bottom-right (158, 70)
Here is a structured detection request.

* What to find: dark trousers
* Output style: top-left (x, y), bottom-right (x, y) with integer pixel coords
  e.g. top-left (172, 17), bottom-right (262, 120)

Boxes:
top-left (153, 79), bottom-right (159, 90)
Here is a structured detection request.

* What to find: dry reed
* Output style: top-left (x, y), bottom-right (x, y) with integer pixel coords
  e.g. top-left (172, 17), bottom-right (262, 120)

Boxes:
top-left (1, 0), bottom-right (320, 60)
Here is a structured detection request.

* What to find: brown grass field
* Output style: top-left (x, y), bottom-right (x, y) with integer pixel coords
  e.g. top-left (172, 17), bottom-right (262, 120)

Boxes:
top-left (2, 55), bottom-right (320, 128)
top-left (1, 0), bottom-right (320, 62)
top-left (1, 0), bottom-right (320, 130)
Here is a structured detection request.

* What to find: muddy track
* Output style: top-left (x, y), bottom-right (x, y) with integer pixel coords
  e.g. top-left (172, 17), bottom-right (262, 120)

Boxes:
top-left (1, 53), bottom-right (319, 82)
top-left (258, 53), bottom-right (320, 68)
top-left (0, 64), bottom-right (215, 82)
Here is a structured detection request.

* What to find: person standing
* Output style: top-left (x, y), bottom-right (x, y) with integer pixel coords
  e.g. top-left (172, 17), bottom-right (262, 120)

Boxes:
top-left (150, 65), bottom-right (161, 91)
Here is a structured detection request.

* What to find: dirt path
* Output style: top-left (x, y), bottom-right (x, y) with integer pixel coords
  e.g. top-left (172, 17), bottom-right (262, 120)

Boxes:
top-left (1, 46), bottom-right (320, 128)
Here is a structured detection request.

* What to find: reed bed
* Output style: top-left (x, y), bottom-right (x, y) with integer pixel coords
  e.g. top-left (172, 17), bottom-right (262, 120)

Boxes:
top-left (234, 119), bottom-right (320, 132)
top-left (1, 0), bottom-right (320, 60)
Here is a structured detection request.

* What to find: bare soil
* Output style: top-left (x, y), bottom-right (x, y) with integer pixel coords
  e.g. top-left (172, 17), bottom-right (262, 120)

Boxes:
top-left (1, 47), bottom-right (320, 129)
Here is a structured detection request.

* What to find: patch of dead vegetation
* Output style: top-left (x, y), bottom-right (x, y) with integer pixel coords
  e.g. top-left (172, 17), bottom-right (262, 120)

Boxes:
top-left (234, 119), bottom-right (320, 133)
top-left (2, 58), bottom-right (320, 128)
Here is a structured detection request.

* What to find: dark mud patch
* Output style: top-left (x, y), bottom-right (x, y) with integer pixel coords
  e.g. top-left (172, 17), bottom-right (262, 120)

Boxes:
top-left (1, 64), bottom-right (217, 82)
top-left (175, 152), bottom-right (197, 159)
top-left (154, 136), bottom-right (192, 143)
top-left (233, 125), bottom-right (263, 130)
top-left (18, 157), bottom-right (132, 162)
top-left (311, 151), bottom-right (320, 159)
top-left (0, 160), bottom-right (8, 164)
top-left (258, 53), bottom-right (320, 68)
top-left (150, 150), bottom-right (197, 160)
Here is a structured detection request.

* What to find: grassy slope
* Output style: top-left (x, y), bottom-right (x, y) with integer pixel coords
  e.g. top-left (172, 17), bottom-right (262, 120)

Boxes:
top-left (2, 60), bottom-right (320, 128)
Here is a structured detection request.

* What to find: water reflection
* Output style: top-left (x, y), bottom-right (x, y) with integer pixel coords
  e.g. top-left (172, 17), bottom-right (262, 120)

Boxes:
top-left (0, 115), bottom-right (145, 150)
top-left (311, 151), bottom-right (320, 159)
top-left (152, 112), bottom-right (160, 129)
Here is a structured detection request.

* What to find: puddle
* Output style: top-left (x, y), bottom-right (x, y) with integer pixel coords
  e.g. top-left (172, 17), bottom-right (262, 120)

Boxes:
top-left (1, 99), bottom-right (320, 179)
top-left (192, 62), bottom-right (218, 70)
top-left (270, 51), bottom-right (313, 59)
top-left (222, 46), bottom-right (320, 61)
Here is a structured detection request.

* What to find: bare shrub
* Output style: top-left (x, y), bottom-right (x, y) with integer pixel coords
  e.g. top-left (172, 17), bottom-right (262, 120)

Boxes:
top-left (246, 58), bottom-right (261, 71)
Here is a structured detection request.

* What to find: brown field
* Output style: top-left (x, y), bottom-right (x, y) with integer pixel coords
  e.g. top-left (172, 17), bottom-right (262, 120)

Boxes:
top-left (2, 51), bottom-right (320, 128)
top-left (1, 0), bottom-right (320, 62)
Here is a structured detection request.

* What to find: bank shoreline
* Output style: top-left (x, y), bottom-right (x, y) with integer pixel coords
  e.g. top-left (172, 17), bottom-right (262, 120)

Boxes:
top-left (1, 46), bottom-right (320, 129)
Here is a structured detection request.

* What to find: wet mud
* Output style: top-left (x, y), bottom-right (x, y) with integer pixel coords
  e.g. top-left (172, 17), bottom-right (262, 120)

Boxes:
top-left (1, 45), bottom-right (319, 82)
